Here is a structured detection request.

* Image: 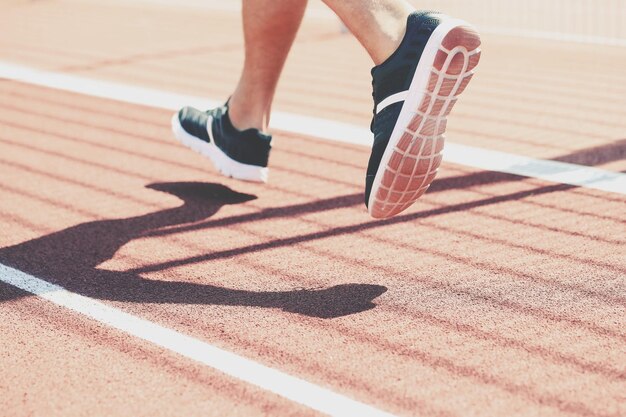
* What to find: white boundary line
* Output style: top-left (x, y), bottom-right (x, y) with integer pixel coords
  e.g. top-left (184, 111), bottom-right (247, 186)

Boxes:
top-left (0, 61), bottom-right (624, 195)
top-left (0, 263), bottom-right (397, 417)
top-left (0, 61), bottom-right (623, 415)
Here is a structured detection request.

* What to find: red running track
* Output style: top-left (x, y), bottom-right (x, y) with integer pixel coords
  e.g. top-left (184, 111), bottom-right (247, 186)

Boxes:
top-left (0, 1), bottom-right (625, 416)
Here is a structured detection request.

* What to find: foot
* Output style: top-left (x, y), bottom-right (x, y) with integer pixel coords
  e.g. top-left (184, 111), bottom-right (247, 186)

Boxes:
top-left (365, 11), bottom-right (481, 218)
top-left (280, 284), bottom-right (387, 318)
top-left (171, 104), bottom-right (272, 183)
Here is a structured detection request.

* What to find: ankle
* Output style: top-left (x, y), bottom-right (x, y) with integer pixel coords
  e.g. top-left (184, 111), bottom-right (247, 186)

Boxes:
top-left (370, 7), bottom-right (414, 65)
top-left (227, 96), bottom-right (270, 132)
top-left (372, 21), bottom-right (408, 65)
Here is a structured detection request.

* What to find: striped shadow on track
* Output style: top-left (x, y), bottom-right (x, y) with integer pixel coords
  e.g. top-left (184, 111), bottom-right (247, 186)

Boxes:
top-left (0, 62), bottom-right (623, 416)
top-left (0, 61), bottom-right (624, 196)
top-left (0, 263), bottom-right (398, 417)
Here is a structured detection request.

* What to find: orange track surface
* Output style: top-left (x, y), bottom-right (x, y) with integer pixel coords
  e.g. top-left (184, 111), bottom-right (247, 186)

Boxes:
top-left (1, 1), bottom-right (625, 417)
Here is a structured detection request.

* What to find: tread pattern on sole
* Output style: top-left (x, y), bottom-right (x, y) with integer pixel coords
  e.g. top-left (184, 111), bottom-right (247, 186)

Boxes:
top-left (370, 25), bottom-right (481, 219)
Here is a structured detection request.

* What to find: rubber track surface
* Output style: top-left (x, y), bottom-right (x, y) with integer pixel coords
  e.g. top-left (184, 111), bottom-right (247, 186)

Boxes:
top-left (1, 1), bottom-right (625, 417)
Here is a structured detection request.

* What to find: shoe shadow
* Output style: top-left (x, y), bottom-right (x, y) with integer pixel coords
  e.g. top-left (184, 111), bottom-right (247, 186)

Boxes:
top-left (0, 182), bottom-right (386, 318)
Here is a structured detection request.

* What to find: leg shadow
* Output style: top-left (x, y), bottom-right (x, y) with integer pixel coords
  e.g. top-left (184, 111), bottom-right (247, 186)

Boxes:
top-left (0, 182), bottom-right (386, 318)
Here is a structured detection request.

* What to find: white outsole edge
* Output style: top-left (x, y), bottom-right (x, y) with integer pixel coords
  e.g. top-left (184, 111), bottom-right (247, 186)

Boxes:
top-left (367, 17), bottom-right (474, 215)
top-left (171, 114), bottom-right (268, 183)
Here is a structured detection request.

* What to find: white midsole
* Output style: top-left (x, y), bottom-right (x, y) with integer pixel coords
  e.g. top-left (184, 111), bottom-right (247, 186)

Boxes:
top-left (367, 17), bottom-right (473, 212)
top-left (171, 113), bottom-right (268, 183)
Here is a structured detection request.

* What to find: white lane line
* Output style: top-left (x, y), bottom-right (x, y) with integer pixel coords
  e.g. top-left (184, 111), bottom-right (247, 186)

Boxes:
top-left (1, 61), bottom-right (625, 195)
top-left (0, 263), bottom-right (397, 417)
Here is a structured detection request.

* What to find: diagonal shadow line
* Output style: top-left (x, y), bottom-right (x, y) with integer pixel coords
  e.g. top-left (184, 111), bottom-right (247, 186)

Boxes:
top-left (552, 138), bottom-right (626, 166)
top-left (1, 109), bottom-right (620, 398)
top-left (2, 96), bottom-right (624, 204)
top-left (3, 98), bottom-right (623, 251)
top-left (233, 218), bottom-right (626, 343)
top-left (145, 165), bottom-right (621, 242)
top-left (4, 129), bottom-right (620, 318)
top-left (13, 197), bottom-right (608, 412)
top-left (141, 172), bottom-right (540, 240)
top-left (238, 205), bottom-right (626, 325)
top-left (146, 192), bottom-right (364, 238)
top-left (130, 182), bottom-right (626, 342)
top-left (1, 121), bottom-right (620, 241)
top-left (148, 165), bottom-right (621, 243)
top-left (1, 125), bottom-right (619, 232)
top-left (134, 183), bottom-right (573, 273)
top-left (70, 163), bottom-right (617, 306)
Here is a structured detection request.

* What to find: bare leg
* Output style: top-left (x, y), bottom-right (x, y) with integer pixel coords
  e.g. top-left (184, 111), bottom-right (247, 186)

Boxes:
top-left (228, 0), bottom-right (308, 132)
top-left (228, 0), bottom-right (415, 132)
top-left (177, 0), bottom-right (477, 217)
top-left (322, 0), bottom-right (415, 65)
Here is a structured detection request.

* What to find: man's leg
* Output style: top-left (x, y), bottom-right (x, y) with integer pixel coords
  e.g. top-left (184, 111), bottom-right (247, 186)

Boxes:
top-left (228, 0), bottom-right (309, 132)
top-left (322, 0), bottom-right (414, 65)
top-left (174, 0), bottom-right (480, 218)
top-left (228, 0), bottom-right (415, 131)
top-left (319, 2), bottom-right (481, 218)
top-left (172, 0), bottom-right (308, 183)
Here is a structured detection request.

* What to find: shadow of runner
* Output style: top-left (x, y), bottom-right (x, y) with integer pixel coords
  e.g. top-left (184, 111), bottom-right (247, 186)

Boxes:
top-left (0, 182), bottom-right (387, 318)
top-left (552, 139), bottom-right (626, 167)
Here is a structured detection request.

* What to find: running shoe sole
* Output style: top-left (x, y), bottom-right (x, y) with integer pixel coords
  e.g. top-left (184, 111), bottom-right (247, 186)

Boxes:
top-left (368, 18), bottom-right (481, 218)
top-left (171, 114), bottom-right (268, 183)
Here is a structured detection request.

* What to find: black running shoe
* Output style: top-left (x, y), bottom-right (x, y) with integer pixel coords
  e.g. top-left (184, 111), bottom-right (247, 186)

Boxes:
top-left (171, 104), bottom-right (272, 182)
top-left (365, 11), bottom-right (481, 218)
